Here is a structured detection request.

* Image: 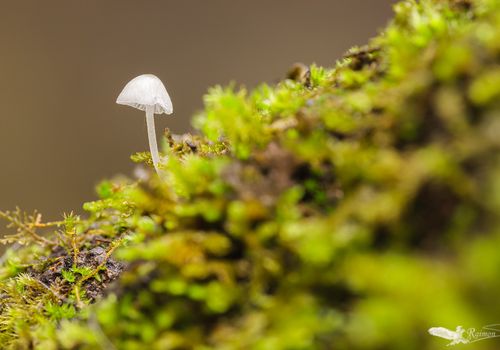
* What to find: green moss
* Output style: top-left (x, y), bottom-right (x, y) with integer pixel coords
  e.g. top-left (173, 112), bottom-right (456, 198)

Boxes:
top-left (2, 0), bottom-right (500, 349)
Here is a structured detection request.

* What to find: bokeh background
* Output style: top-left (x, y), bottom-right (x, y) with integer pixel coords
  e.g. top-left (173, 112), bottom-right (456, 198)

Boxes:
top-left (0, 1), bottom-right (396, 220)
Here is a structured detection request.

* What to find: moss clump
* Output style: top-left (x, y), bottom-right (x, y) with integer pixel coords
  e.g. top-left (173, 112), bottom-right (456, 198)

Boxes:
top-left (2, 0), bottom-right (500, 349)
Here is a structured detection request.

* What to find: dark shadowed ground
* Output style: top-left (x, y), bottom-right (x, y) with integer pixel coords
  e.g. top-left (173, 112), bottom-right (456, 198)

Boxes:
top-left (0, 0), bottom-right (396, 220)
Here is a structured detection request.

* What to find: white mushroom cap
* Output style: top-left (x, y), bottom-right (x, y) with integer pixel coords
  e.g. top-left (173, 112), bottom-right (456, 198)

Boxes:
top-left (116, 74), bottom-right (173, 115)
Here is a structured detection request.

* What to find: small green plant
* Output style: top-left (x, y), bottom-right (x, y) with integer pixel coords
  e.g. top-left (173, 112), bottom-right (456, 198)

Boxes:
top-left (2, 0), bottom-right (500, 349)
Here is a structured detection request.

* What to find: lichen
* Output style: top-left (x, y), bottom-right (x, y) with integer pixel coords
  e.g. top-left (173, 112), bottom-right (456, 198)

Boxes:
top-left (2, 0), bottom-right (500, 349)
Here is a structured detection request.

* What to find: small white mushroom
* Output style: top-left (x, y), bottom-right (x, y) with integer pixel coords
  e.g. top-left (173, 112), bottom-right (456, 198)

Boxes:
top-left (116, 74), bottom-right (173, 174)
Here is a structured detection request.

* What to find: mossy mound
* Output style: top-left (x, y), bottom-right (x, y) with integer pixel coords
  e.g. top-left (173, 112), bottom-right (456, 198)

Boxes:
top-left (2, 0), bottom-right (500, 349)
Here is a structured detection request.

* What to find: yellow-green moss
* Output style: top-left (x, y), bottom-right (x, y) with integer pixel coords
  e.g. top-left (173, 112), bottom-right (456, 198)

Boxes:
top-left (2, 0), bottom-right (500, 349)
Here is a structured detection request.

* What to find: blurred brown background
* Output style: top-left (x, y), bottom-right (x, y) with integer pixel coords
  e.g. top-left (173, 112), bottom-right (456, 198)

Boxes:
top-left (0, 1), bottom-right (395, 220)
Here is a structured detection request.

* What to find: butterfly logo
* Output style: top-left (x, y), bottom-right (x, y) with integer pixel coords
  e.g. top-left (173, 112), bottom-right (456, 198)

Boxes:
top-left (428, 326), bottom-right (469, 346)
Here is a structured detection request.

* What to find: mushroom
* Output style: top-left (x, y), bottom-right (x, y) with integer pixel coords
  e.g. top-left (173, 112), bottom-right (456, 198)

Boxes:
top-left (116, 74), bottom-right (173, 174)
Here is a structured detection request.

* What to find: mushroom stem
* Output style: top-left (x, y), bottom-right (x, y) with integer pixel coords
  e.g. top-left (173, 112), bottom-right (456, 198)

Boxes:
top-left (145, 105), bottom-right (161, 174)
